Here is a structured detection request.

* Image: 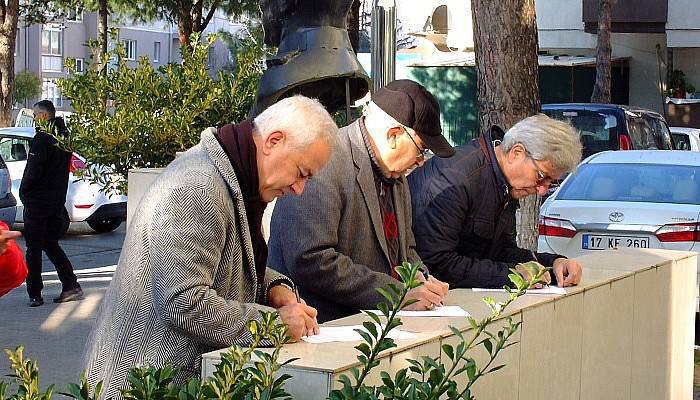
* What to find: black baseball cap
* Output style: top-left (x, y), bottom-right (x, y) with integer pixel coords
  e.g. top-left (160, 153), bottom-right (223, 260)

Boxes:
top-left (372, 79), bottom-right (455, 158)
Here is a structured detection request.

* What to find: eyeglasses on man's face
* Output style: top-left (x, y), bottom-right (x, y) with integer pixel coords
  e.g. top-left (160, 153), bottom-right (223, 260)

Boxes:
top-left (405, 129), bottom-right (431, 160)
top-left (524, 148), bottom-right (556, 187)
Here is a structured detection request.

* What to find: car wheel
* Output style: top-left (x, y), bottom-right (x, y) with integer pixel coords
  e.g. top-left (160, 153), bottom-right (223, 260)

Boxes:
top-left (87, 218), bottom-right (123, 233)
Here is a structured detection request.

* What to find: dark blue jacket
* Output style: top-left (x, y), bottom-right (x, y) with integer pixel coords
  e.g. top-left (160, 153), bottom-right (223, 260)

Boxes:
top-left (408, 127), bottom-right (561, 288)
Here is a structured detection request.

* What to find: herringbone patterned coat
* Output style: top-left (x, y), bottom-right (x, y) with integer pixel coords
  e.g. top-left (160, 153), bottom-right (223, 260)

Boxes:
top-left (82, 128), bottom-right (290, 399)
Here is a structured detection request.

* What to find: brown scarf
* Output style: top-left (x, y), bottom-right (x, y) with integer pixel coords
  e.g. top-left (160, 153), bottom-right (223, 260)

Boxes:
top-left (215, 120), bottom-right (268, 285)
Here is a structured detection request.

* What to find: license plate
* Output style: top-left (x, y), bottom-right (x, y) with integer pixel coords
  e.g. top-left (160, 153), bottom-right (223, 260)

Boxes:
top-left (582, 234), bottom-right (650, 250)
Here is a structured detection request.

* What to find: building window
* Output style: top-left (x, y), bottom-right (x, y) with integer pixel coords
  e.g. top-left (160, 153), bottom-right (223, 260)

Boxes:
top-left (41, 27), bottom-right (62, 72)
top-left (153, 41), bottom-right (160, 63)
top-left (42, 79), bottom-right (63, 107)
top-left (75, 58), bottom-right (84, 73)
top-left (67, 8), bottom-right (83, 22)
top-left (42, 28), bottom-right (61, 55)
top-left (123, 39), bottom-right (137, 60)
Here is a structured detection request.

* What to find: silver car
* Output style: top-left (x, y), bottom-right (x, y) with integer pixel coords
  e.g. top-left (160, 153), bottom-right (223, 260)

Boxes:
top-left (538, 150), bottom-right (700, 290)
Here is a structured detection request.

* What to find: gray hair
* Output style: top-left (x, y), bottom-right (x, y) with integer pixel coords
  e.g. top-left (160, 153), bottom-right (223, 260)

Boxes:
top-left (362, 101), bottom-right (417, 137)
top-left (253, 95), bottom-right (339, 150)
top-left (501, 114), bottom-right (582, 172)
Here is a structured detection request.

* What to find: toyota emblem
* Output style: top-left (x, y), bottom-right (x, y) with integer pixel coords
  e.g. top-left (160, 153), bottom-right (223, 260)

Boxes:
top-left (609, 211), bottom-right (624, 222)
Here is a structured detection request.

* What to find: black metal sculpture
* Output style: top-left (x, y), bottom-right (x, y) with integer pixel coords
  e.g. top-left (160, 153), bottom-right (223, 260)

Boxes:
top-left (251, 0), bottom-right (371, 117)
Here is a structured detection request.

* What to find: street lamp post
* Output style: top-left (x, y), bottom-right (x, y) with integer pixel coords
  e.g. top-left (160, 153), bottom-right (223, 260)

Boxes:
top-left (370, 0), bottom-right (396, 92)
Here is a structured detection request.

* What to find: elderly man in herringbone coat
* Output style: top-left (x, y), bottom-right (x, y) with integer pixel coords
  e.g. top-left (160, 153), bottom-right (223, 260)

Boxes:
top-left (82, 96), bottom-right (337, 399)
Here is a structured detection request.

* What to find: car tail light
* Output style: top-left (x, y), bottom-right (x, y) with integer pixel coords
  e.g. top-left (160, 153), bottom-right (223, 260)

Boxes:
top-left (619, 134), bottom-right (632, 150)
top-left (69, 154), bottom-right (86, 173)
top-left (655, 223), bottom-right (700, 242)
top-left (538, 216), bottom-right (577, 238)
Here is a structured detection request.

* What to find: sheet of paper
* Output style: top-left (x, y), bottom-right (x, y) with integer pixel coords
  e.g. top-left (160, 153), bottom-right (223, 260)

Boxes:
top-left (363, 305), bottom-right (470, 318)
top-left (301, 325), bottom-right (417, 344)
top-left (472, 286), bottom-right (567, 295)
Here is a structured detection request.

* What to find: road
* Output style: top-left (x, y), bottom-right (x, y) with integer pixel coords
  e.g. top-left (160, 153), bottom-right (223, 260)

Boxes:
top-left (0, 221), bottom-right (125, 391)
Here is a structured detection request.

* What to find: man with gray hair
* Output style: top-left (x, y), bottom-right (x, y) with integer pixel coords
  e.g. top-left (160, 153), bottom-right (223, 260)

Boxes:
top-left (83, 95), bottom-right (337, 399)
top-left (269, 79), bottom-right (452, 322)
top-left (408, 114), bottom-right (583, 289)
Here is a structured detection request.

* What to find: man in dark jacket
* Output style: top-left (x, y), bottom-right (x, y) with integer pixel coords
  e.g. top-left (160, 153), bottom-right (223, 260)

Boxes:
top-left (408, 114), bottom-right (583, 289)
top-left (21, 100), bottom-right (81, 307)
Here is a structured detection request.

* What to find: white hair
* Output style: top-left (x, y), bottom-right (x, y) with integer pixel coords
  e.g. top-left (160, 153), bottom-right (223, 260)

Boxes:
top-left (501, 114), bottom-right (582, 172)
top-left (362, 101), bottom-right (417, 137)
top-left (253, 95), bottom-right (339, 150)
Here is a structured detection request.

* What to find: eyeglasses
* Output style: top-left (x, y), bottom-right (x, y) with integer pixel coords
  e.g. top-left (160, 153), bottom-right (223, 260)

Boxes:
top-left (524, 149), bottom-right (556, 187)
top-left (405, 129), bottom-right (431, 160)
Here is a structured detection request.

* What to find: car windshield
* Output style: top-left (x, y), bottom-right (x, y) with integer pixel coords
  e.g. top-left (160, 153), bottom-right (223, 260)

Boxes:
top-left (626, 115), bottom-right (674, 150)
top-left (672, 133), bottom-right (692, 150)
top-left (542, 109), bottom-right (620, 158)
top-left (557, 163), bottom-right (700, 205)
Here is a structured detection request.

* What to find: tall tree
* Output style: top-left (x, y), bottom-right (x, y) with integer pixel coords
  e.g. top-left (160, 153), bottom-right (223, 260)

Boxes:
top-left (0, 0), bottom-right (19, 127)
top-left (471, 0), bottom-right (541, 250)
top-left (590, 0), bottom-right (615, 103)
top-left (14, 70), bottom-right (41, 108)
top-left (133, 0), bottom-right (259, 48)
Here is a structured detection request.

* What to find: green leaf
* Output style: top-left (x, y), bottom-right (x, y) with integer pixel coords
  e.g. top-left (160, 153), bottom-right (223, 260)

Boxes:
top-left (488, 364), bottom-right (506, 374)
top-left (442, 344), bottom-right (455, 361)
top-left (362, 321), bottom-right (378, 338)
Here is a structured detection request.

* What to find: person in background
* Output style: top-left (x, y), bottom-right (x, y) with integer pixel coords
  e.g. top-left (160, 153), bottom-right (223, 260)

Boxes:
top-left (408, 114), bottom-right (584, 289)
top-left (21, 100), bottom-right (81, 307)
top-left (268, 79), bottom-right (453, 322)
top-left (83, 95), bottom-right (337, 400)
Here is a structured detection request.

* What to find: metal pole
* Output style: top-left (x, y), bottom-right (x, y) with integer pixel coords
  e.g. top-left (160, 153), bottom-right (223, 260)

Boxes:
top-left (345, 77), bottom-right (351, 122)
top-left (371, 0), bottom-right (396, 92)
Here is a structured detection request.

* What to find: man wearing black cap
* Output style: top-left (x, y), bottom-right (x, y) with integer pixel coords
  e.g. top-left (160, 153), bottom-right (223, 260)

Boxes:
top-left (268, 79), bottom-right (454, 322)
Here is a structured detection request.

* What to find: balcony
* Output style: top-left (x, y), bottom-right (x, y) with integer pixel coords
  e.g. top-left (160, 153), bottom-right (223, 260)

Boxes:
top-left (582, 0), bottom-right (668, 33)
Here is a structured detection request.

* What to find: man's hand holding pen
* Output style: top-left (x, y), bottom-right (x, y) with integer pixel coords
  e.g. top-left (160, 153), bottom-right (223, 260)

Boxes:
top-left (403, 269), bottom-right (449, 311)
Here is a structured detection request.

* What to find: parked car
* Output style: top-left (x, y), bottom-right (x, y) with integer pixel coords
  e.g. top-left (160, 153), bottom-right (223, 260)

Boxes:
top-left (538, 150), bottom-right (700, 287)
top-left (542, 104), bottom-right (675, 159)
top-left (0, 127), bottom-right (126, 232)
top-left (0, 153), bottom-right (16, 226)
top-left (15, 107), bottom-right (73, 128)
top-left (670, 127), bottom-right (700, 151)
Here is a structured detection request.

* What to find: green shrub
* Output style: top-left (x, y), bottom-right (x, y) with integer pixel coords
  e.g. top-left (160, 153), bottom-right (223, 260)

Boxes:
top-left (58, 32), bottom-right (264, 194)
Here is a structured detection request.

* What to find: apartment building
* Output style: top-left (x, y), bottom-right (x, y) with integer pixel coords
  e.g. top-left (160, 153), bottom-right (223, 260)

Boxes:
top-left (14, 10), bottom-right (242, 113)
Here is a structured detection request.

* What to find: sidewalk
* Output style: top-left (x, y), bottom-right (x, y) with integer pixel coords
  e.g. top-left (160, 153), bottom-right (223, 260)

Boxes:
top-left (0, 266), bottom-right (115, 390)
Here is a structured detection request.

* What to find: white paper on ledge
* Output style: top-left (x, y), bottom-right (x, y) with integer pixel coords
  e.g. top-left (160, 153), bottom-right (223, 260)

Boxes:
top-left (363, 305), bottom-right (470, 318)
top-left (472, 286), bottom-right (567, 295)
top-left (301, 325), bottom-right (417, 344)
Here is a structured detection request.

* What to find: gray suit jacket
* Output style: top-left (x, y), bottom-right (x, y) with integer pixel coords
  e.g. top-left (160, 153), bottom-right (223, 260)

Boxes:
top-left (82, 128), bottom-right (290, 399)
top-left (268, 119), bottom-right (421, 322)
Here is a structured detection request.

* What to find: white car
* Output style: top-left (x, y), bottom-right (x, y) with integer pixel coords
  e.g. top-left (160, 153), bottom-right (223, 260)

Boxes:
top-left (670, 127), bottom-right (700, 151)
top-left (538, 150), bottom-right (700, 286)
top-left (0, 127), bottom-right (127, 232)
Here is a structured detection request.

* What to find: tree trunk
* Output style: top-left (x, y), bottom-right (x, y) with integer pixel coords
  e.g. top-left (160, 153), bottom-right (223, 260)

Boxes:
top-left (192, 1), bottom-right (203, 35)
top-left (347, 0), bottom-right (361, 53)
top-left (0, 0), bottom-right (19, 127)
top-left (591, 0), bottom-right (614, 103)
top-left (97, 0), bottom-right (108, 73)
top-left (178, 8), bottom-right (194, 48)
top-left (471, 0), bottom-right (541, 251)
